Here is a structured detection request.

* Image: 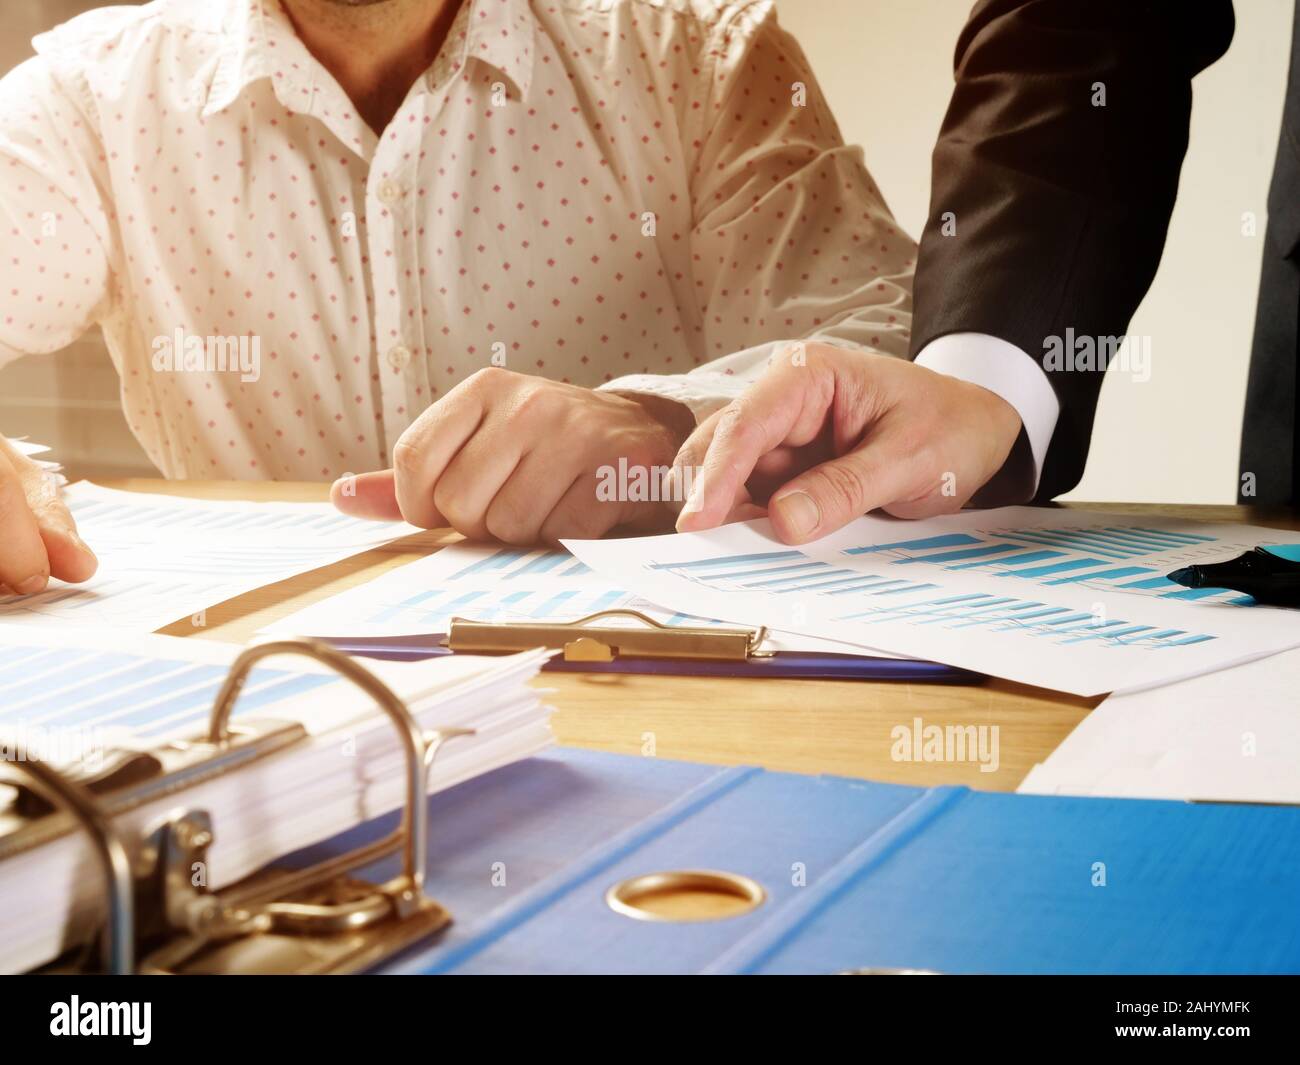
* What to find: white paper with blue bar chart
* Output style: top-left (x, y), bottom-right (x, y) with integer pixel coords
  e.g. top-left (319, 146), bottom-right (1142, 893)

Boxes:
top-left (0, 483), bottom-right (418, 631)
top-left (0, 624), bottom-right (552, 973)
top-left (259, 540), bottom-right (872, 654)
top-left (563, 508), bottom-right (1300, 695)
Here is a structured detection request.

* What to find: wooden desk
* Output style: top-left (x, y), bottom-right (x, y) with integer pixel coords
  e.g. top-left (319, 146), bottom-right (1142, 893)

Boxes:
top-left (105, 479), bottom-right (1300, 792)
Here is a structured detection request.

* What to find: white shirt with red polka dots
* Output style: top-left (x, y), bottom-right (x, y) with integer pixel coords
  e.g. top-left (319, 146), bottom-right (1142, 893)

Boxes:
top-left (0, 0), bottom-right (914, 481)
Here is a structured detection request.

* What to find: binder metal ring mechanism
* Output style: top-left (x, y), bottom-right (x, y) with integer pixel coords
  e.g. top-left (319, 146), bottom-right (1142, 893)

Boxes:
top-left (0, 637), bottom-right (474, 975)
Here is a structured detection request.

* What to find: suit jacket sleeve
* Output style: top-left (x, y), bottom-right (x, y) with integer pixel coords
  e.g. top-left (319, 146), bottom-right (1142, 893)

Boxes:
top-left (911, 0), bottom-right (1235, 499)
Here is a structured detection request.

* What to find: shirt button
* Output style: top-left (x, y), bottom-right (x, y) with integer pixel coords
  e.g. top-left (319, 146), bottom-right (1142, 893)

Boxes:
top-left (377, 180), bottom-right (402, 206)
top-left (387, 345), bottom-right (412, 371)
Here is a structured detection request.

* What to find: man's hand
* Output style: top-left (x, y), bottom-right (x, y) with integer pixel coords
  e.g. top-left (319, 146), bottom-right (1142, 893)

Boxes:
top-left (0, 437), bottom-right (97, 595)
top-left (674, 344), bottom-right (1024, 544)
top-left (332, 368), bottom-right (695, 543)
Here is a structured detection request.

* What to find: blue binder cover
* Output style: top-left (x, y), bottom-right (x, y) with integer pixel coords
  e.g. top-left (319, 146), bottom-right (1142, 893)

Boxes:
top-left (279, 748), bottom-right (1300, 974)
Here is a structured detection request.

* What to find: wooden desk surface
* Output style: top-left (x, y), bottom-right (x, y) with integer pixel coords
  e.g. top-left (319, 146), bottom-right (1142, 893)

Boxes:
top-left (104, 479), bottom-right (1300, 792)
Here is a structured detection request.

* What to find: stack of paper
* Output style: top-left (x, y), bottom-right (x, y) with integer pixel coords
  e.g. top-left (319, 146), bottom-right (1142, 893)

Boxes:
top-left (0, 625), bottom-right (553, 973)
top-left (0, 482), bottom-right (419, 630)
top-left (1018, 647), bottom-right (1300, 804)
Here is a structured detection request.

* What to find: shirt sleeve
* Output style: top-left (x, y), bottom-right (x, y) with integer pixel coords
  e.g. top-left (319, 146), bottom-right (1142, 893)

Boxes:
top-left (600, 1), bottom-right (914, 421)
top-left (914, 332), bottom-right (1061, 502)
top-left (0, 55), bottom-right (116, 369)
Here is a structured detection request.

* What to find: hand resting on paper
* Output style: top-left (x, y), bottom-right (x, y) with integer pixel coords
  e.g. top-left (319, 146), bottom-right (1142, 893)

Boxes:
top-left (330, 368), bottom-right (696, 545)
top-left (0, 436), bottom-right (97, 596)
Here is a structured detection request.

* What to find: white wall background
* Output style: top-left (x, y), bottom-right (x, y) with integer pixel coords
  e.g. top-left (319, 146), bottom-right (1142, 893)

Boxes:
top-left (778, 0), bottom-right (1296, 503)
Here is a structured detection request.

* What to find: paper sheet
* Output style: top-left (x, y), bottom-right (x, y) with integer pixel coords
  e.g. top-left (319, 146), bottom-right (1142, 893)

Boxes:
top-left (563, 508), bottom-right (1300, 695)
top-left (8, 438), bottom-right (66, 486)
top-left (0, 482), bottom-right (418, 631)
top-left (1017, 646), bottom-right (1300, 803)
top-left (260, 541), bottom-right (875, 654)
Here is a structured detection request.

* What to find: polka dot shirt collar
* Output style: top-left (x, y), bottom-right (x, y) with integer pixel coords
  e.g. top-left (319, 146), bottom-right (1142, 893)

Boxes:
top-left (203, 0), bottom-right (537, 122)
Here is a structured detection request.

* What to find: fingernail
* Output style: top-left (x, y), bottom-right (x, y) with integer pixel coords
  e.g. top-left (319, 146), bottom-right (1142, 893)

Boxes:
top-left (679, 476), bottom-right (703, 516)
top-left (69, 532), bottom-right (97, 559)
top-left (15, 575), bottom-right (47, 596)
top-left (772, 491), bottom-right (820, 539)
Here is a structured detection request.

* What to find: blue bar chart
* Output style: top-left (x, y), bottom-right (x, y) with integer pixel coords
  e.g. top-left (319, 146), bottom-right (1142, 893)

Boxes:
top-left (0, 483), bottom-right (417, 630)
top-left (642, 523), bottom-right (1265, 650)
top-left (844, 524), bottom-right (1249, 601)
top-left (0, 643), bottom-right (335, 745)
top-left (266, 545), bottom-right (746, 638)
top-left (652, 524), bottom-right (1256, 610)
top-left (565, 510), bottom-right (1300, 693)
top-left (448, 548), bottom-right (592, 582)
top-left (364, 584), bottom-right (632, 631)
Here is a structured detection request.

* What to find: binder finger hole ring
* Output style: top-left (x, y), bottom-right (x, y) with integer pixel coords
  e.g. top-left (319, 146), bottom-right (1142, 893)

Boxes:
top-left (605, 870), bottom-right (766, 923)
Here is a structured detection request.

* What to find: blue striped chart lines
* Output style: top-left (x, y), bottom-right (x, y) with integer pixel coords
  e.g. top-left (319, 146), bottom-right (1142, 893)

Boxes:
top-left (360, 585), bottom-right (726, 632)
top-left (356, 548), bottom-right (730, 630)
top-left (643, 525), bottom-right (1254, 650)
top-left (446, 549), bottom-right (593, 582)
top-left (364, 586), bottom-right (631, 629)
top-left (649, 526), bottom-right (1255, 606)
top-left (831, 592), bottom-right (1217, 650)
top-left (844, 525), bottom-right (1256, 604)
top-left (0, 644), bottom-right (335, 744)
top-left (67, 496), bottom-right (389, 541)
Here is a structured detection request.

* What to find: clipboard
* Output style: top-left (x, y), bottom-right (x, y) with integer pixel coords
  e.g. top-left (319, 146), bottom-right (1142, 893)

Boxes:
top-left (316, 609), bottom-right (981, 683)
top-left (0, 638), bottom-right (474, 976)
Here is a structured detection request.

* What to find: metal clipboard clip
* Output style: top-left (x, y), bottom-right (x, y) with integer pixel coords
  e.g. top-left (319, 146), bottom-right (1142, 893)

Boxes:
top-left (4, 638), bottom-right (472, 975)
top-left (447, 608), bottom-right (773, 662)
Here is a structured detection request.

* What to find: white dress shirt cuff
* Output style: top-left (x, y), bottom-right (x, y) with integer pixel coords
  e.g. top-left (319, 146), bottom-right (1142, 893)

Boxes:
top-left (598, 372), bottom-right (744, 423)
top-left (914, 332), bottom-right (1060, 500)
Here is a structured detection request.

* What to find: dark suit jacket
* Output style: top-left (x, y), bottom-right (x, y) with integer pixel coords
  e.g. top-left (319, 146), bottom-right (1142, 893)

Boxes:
top-left (911, 0), bottom-right (1300, 502)
top-left (1243, 1), bottom-right (1300, 502)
